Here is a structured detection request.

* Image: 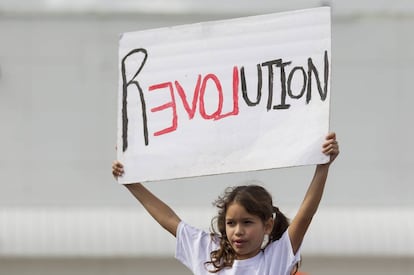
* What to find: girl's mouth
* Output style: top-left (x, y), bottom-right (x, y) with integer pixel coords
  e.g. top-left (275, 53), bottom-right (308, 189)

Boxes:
top-left (233, 239), bottom-right (246, 248)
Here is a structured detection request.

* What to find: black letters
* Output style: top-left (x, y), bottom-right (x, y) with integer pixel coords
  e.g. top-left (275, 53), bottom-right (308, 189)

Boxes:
top-left (252, 51), bottom-right (329, 110)
top-left (121, 48), bottom-right (149, 151)
top-left (240, 65), bottom-right (262, 106)
top-left (307, 50), bottom-right (329, 103)
top-left (287, 66), bottom-right (307, 99)
top-left (261, 59), bottom-right (279, 111)
top-left (273, 60), bottom-right (292, 110)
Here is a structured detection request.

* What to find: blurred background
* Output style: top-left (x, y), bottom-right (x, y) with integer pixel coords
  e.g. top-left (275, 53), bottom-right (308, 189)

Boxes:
top-left (0, 0), bottom-right (413, 274)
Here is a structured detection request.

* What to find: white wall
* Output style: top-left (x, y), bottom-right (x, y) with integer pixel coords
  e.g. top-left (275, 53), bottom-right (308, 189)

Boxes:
top-left (0, 0), bottom-right (413, 274)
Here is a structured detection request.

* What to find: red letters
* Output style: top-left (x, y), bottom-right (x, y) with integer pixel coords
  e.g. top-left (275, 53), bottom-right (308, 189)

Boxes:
top-left (149, 66), bottom-right (240, 137)
top-left (174, 75), bottom-right (201, 120)
top-left (148, 82), bottom-right (178, 136)
top-left (199, 73), bottom-right (224, 120)
top-left (216, 66), bottom-right (239, 119)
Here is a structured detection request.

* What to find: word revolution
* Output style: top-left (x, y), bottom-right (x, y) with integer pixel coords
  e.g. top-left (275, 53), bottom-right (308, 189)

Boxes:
top-left (121, 48), bottom-right (329, 151)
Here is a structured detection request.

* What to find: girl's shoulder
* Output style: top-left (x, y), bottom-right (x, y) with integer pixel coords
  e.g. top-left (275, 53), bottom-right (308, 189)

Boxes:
top-left (175, 221), bottom-right (220, 270)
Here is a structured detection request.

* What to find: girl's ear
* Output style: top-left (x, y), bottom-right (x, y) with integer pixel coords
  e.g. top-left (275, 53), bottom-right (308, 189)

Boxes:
top-left (264, 217), bottom-right (274, 234)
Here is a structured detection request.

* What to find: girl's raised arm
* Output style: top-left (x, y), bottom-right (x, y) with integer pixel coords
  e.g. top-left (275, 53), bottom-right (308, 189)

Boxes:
top-left (288, 132), bottom-right (339, 254)
top-left (112, 161), bottom-right (181, 237)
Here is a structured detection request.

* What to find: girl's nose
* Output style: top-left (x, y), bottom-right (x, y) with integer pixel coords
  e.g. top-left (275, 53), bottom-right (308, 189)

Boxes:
top-left (235, 225), bottom-right (244, 236)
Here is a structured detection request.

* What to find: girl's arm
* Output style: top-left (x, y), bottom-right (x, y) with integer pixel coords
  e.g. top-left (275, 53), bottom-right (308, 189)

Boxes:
top-left (112, 161), bottom-right (181, 237)
top-left (288, 132), bottom-right (339, 254)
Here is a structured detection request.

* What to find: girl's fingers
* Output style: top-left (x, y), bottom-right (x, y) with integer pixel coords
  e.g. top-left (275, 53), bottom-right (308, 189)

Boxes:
top-left (323, 144), bottom-right (339, 155)
top-left (326, 132), bottom-right (336, 140)
top-left (323, 140), bottom-right (338, 150)
top-left (322, 132), bottom-right (339, 159)
top-left (112, 161), bottom-right (124, 177)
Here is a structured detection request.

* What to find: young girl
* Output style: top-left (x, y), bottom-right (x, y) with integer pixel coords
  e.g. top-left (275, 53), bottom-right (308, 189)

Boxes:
top-left (112, 132), bottom-right (339, 275)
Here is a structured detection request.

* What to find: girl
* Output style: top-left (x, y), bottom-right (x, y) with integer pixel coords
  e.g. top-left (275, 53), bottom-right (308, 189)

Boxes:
top-left (112, 132), bottom-right (339, 275)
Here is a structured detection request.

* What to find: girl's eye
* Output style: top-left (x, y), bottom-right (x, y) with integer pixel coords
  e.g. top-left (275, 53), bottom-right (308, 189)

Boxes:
top-left (226, 221), bottom-right (234, 226)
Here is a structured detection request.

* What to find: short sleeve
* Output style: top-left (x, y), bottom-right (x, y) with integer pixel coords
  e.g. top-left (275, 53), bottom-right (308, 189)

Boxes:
top-left (281, 230), bottom-right (302, 271)
top-left (262, 230), bottom-right (302, 274)
top-left (175, 221), bottom-right (217, 273)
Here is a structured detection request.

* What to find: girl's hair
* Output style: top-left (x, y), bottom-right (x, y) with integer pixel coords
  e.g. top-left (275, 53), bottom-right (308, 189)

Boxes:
top-left (205, 185), bottom-right (290, 273)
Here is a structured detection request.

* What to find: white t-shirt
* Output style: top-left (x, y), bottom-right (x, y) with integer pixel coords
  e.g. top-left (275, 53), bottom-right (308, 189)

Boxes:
top-left (175, 221), bottom-right (301, 275)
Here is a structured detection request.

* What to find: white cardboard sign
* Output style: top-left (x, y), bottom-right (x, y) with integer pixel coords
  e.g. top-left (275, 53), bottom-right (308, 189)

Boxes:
top-left (117, 7), bottom-right (331, 183)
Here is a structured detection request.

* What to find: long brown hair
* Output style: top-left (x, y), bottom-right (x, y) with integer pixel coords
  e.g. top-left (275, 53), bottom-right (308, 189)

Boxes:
top-left (205, 185), bottom-right (290, 273)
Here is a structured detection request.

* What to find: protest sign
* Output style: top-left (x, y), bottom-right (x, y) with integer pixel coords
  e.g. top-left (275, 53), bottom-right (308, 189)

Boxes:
top-left (117, 7), bottom-right (331, 183)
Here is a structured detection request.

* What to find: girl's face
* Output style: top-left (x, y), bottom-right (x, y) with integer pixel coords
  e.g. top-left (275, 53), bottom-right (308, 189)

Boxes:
top-left (225, 202), bottom-right (273, 260)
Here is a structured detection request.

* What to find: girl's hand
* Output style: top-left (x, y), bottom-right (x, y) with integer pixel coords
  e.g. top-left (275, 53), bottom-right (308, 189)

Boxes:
top-left (112, 161), bottom-right (124, 179)
top-left (321, 132), bottom-right (339, 166)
